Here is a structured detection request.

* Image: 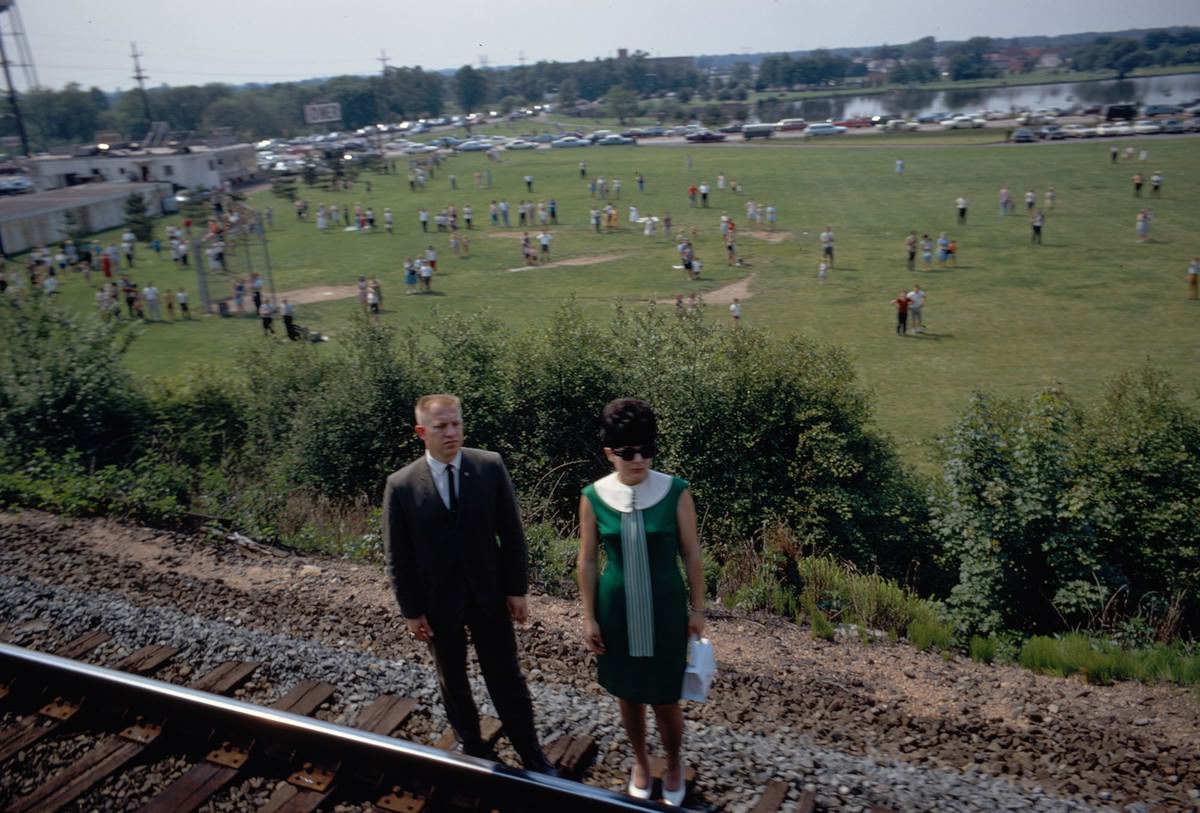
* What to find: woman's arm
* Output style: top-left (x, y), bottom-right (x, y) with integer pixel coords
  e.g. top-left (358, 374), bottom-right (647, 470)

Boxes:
top-left (676, 489), bottom-right (706, 638)
top-left (577, 495), bottom-right (606, 654)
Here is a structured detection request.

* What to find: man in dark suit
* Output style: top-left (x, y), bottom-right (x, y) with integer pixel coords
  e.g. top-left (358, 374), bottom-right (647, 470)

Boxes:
top-left (383, 393), bottom-right (554, 774)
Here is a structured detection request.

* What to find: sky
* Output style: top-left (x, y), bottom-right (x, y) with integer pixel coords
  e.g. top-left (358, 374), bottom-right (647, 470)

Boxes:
top-left (10, 0), bottom-right (1200, 92)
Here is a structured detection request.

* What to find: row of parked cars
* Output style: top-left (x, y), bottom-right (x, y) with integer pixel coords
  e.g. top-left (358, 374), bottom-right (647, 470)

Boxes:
top-left (1012, 116), bottom-right (1200, 142)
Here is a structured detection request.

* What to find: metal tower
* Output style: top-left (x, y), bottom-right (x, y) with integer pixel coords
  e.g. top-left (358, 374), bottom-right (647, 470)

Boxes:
top-left (0, 0), bottom-right (38, 156)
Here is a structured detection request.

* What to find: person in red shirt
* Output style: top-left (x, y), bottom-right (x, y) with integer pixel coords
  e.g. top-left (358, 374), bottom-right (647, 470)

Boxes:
top-left (893, 292), bottom-right (909, 335)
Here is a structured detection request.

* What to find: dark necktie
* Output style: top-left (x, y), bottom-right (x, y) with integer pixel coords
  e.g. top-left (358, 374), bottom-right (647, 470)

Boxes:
top-left (446, 463), bottom-right (458, 512)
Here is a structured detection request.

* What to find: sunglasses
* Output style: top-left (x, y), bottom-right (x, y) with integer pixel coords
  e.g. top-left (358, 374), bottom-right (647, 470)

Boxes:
top-left (611, 443), bottom-right (656, 461)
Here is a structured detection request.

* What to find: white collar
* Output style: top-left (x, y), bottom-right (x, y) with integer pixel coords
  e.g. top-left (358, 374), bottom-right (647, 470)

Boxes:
top-left (425, 449), bottom-right (463, 476)
top-left (592, 470), bottom-right (671, 513)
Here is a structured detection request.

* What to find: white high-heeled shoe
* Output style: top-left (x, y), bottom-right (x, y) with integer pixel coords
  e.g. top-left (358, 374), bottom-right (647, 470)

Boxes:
top-left (627, 767), bottom-right (652, 800)
top-left (661, 775), bottom-right (687, 807)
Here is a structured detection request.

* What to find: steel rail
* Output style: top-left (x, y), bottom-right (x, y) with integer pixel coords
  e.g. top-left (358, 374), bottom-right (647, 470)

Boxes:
top-left (0, 642), bottom-right (665, 811)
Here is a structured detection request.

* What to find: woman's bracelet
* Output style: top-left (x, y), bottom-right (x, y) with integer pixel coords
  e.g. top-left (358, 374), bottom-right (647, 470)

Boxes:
top-left (689, 605), bottom-right (705, 613)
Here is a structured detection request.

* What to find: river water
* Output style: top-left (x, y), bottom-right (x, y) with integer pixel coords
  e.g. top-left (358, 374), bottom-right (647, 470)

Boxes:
top-left (776, 73), bottom-right (1200, 121)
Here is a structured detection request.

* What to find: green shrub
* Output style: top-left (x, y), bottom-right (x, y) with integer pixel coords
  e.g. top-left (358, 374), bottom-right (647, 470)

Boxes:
top-left (525, 522), bottom-right (580, 597)
top-left (805, 597), bottom-right (836, 641)
top-left (0, 449), bottom-right (186, 524)
top-left (969, 635), bottom-right (997, 664)
top-left (1017, 634), bottom-right (1200, 687)
top-left (0, 296), bottom-right (148, 464)
top-left (907, 617), bottom-right (954, 652)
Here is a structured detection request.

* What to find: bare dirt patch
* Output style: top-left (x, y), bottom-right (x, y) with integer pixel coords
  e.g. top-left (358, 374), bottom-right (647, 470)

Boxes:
top-left (655, 273), bottom-right (756, 305)
top-left (743, 229), bottom-right (791, 243)
top-left (504, 253), bottom-right (627, 273)
top-left (275, 285), bottom-right (362, 305)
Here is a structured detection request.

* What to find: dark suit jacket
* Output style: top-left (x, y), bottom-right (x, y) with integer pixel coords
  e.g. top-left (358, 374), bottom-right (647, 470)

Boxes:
top-left (383, 447), bottom-right (528, 631)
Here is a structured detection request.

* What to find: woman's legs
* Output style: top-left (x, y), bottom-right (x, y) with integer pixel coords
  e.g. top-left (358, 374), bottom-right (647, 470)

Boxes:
top-left (618, 699), bottom-right (651, 789)
top-left (652, 702), bottom-right (685, 790)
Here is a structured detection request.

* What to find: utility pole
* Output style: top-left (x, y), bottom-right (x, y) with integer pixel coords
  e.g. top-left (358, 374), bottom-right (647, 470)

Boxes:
top-left (0, 21), bottom-right (29, 156)
top-left (0, 0), bottom-right (36, 157)
top-left (130, 42), bottom-right (152, 132)
top-left (375, 48), bottom-right (390, 130)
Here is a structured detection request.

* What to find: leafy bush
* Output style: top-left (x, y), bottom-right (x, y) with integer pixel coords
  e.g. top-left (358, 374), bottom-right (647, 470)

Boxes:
top-left (0, 449), bottom-right (187, 524)
top-left (0, 296), bottom-right (148, 464)
top-left (907, 617), bottom-right (954, 653)
top-left (525, 522), bottom-right (582, 597)
top-left (969, 635), bottom-right (997, 664)
top-left (1018, 633), bottom-right (1200, 686)
top-left (934, 370), bottom-right (1200, 641)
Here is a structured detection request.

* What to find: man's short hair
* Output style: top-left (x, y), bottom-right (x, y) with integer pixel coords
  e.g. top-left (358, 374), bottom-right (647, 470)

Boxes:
top-left (415, 394), bottom-right (461, 425)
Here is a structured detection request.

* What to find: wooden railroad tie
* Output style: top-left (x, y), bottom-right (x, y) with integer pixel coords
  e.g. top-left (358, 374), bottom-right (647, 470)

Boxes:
top-left (8, 659), bottom-right (258, 813)
top-left (258, 694), bottom-right (417, 813)
top-left (0, 638), bottom-right (175, 765)
top-left (135, 676), bottom-right (335, 813)
top-left (750, 778), bottom-right (790, 812)
top-left (543, 733), bottom-right (598, 779)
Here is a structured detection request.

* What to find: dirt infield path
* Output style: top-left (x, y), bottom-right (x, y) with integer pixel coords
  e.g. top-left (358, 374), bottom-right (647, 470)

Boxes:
top-left (503, 253), bottom-right (627, 272)
top-left (275, 284), bottom-right (363, 305)
top-left (656, 272), bottom-right (756, 305)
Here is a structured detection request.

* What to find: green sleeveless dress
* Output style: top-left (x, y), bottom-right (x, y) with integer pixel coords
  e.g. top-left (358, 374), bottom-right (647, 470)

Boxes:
top-left (582, 473), bottom-right (689, 705)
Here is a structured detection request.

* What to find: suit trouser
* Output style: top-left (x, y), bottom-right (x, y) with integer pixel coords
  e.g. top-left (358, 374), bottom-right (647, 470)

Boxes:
top-left (428, 594), bottom-right (542, 764)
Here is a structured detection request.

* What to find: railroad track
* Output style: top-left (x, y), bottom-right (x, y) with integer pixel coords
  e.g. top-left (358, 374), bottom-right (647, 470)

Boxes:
top-left (0, 635), bottom-right (874, 812)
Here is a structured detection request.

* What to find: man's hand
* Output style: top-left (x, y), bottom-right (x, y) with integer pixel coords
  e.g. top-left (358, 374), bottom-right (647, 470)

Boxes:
top-left (406, 615), bottom-right (434, 642)
top-left (506, 595), bottom-right (528, 624)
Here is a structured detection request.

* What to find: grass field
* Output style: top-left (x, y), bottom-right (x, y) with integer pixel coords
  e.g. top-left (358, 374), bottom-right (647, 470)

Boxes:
top-left (36, 130), bottom-right (1200, 463)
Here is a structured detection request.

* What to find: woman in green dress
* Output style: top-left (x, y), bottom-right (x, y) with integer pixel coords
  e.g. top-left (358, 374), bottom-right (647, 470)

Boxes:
top-left (577, 398), bottom-right (706, 806)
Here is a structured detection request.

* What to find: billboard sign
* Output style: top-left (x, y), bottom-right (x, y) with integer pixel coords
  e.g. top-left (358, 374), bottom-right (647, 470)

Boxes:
top-left (304, 103), bottom-right (343, 125)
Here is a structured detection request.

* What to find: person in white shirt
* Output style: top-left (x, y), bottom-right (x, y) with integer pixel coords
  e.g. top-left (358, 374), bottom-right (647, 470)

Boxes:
top-left (537, 231), bottom-right (553, 261)
top-left (259, 300), bottom-right (275, 335)
top-left (906, 286), bottom-right (926, 331)
top-left (820, 226), bottom-right (835, 266)
top-left (729, 298), bottom-right (741, 323)
top-left (142, 283), bottom-right (160, 320)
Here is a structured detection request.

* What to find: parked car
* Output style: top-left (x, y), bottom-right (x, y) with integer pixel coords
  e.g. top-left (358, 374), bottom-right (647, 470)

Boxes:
top-left (404, 144), bottom-right (439, 154)
top-left (1104, 104), bottom-right (1137, 121)
top-left (944, 115), bottom-right (986, 129)
top-left (1061, 124), bottom-right (1096, 138)
top-left (717, 123), bottom-right (745, 133)
top-left (1095, 122), bottom-right (1122, 137)
top-left (741, 123), bottom-right (775, 140)
top-left (586, 130), bottom-right (614, 143)
top-left (879, 119), bottom-right (920, 132)
top-left (1037, 125), bottom-right (1066, 140)
top-left (1142, 103), bottom-right (1181, 117)
top-left (832, 116), bottom-right (873, 128)
top-left (550, 136), bottom-right (588, 148)
top-left (806, 122), bottom-right (847, 136)
top-left (1186, 117), bottom-right (1200, 132)
top-left (917, 111), bottom-right (950, 123)
top-left (684, 129), bottom-right (727, 142)
top-left (1160, 118), bottom-right (1188, 134)
top-left (597, 134), bottom-right (636, 146)
top-left (775, 118), bottom-right (808, 131)
top-left (1132, 119), bottom-right (1163, 135)
top-left (504, 139), bottom-right (537, 150)
top-left (1011, 128), bottom-right (1036, 143)
top-left (0, 175), bottom-right (33, 194)
top-left (455, 140), bottom-right (491, 151)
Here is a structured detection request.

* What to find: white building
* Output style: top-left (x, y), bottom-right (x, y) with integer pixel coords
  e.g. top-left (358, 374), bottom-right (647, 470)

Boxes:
top-left (28, 143), bottom-right (258, 192)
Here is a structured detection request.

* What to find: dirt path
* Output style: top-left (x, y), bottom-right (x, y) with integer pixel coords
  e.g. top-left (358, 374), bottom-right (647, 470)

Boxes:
top-left (275, 284), bottom-right (362, 305)
top-left (656, 272), bottom-right (756, 305)
top-left (504, 253), bottom-right (627, 273)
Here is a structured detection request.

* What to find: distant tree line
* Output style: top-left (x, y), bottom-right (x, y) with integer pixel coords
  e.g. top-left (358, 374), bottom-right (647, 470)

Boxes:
top-left (2, 28), bottom-right (1198, 149)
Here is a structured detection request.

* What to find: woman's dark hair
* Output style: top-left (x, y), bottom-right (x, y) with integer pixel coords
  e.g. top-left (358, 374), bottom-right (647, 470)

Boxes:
top-left (599, 398), bottom-right (657, 448)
